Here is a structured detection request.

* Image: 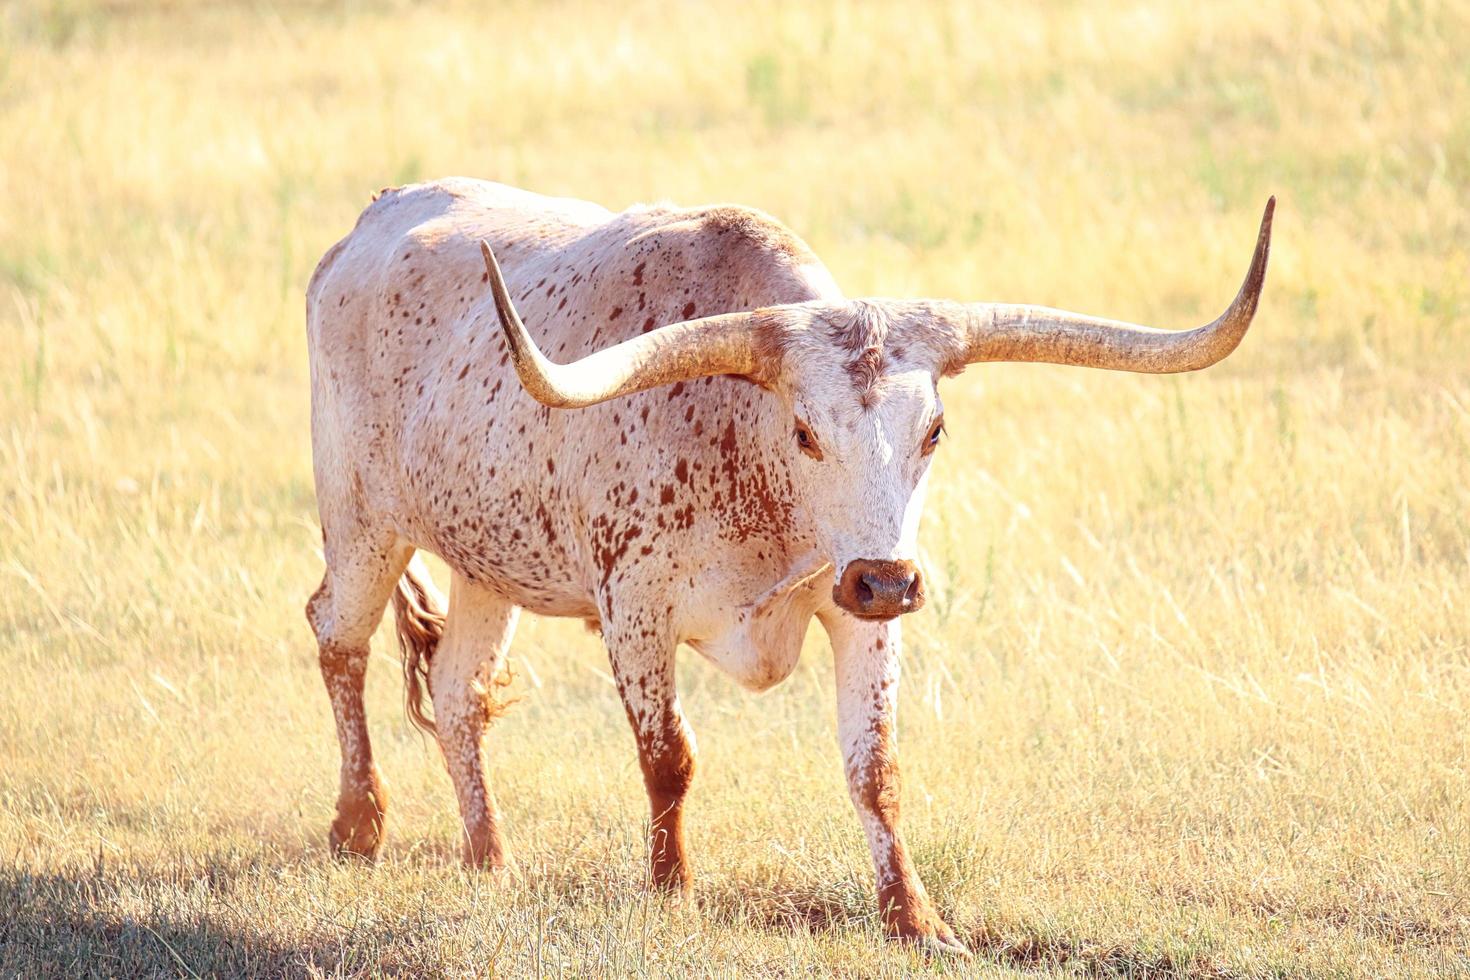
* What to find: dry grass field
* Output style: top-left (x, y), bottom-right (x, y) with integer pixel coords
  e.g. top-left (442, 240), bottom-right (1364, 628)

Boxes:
top-left (2, 0), bottom-right (1469, 975)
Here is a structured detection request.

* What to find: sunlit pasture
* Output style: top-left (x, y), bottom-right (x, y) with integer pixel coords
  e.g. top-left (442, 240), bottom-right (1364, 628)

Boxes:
top-left (2, 0), bottom-right (1468, 975)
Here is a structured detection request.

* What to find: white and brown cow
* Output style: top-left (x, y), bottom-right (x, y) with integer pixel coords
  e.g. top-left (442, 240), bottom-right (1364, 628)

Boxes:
top-left (305, 178), bottom-right (1272, 953)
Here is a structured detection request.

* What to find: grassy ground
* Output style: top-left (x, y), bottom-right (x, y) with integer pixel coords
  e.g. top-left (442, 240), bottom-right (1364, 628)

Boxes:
top-left (2, 0), bottom-right (1469, 975)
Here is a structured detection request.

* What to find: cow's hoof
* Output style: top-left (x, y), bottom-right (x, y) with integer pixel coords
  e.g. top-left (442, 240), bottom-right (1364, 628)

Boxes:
top-left (461, 831), bottom-right (517, 878)
top-left (649, 879), bottom-right (694, 898)
top-left (461, 831), bottom-right (515, 876)
top-left (329, 786), bottom-right (388, 861)
top-left (329, 815), bottom-right (384, 862)
top-left (914, 929), bottom-right (972, 958)
top-left (650, 880), bottom-right (696, 908)
top-left (890, 907), bottom-right (971, 958)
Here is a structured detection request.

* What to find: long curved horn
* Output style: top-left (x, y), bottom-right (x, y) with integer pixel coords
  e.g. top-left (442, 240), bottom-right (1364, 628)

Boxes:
top-left (480, 241), bottom-right (769, 408)
top-left (956, 197), bottom-right (1274, 372)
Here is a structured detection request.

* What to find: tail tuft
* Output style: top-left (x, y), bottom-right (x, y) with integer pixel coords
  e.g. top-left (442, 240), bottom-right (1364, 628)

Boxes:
top-left (392, 564), bottom-right (445, 734)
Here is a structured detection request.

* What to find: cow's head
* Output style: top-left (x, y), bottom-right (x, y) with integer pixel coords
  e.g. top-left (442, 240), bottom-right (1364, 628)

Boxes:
top-left (481, 198), bottom-right (1273, 621)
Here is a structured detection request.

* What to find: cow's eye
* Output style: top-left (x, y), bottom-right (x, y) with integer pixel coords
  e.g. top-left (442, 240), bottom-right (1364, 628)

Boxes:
top-left (794, 419), bottom-right (823, 460)
top-left (921, 417), bottom-right (945, 456)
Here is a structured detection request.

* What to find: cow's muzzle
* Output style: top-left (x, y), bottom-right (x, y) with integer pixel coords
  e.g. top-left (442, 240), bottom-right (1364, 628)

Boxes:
top-left (833, 559), bottom-right (925, 620)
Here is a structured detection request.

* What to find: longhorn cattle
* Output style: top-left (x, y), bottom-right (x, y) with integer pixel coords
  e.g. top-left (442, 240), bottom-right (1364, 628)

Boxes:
top-left (305, 178), bottom-right (1272, 954)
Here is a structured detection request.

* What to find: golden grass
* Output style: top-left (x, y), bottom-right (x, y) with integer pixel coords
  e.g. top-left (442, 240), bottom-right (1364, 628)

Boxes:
top-left (2, 0), bottom-right (1468, 975)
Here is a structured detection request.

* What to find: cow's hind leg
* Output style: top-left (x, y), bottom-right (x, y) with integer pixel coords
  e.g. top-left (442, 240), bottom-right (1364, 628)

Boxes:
top-left (429, 575), bottom-right (520, 870)
top-left (307, 530), bottom-right (415, 861)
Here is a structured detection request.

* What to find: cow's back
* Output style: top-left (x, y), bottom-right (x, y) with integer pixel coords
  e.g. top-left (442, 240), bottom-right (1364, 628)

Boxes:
top-left (306, 179), bottom-right (610, 432)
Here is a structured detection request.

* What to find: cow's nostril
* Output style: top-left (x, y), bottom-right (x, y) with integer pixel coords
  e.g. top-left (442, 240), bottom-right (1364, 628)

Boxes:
top-left (836, 560), bottom-right (925, 618)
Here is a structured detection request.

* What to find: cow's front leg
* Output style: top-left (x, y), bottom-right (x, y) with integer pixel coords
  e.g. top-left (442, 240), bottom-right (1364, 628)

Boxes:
top-left (605, 617), bottom-right (696, 894)
top-left (820, 612), bottom-right (969, 955)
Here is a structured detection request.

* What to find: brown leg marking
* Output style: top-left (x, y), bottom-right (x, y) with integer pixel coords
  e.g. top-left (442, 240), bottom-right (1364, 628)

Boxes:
top-left (637, 710), bottom-right (696, 893)
top-left (853, 722), bottom-right (962, 949)
top-left (318, 638), bottom-right (388, 860)
top-left (825, 613), bottom-right (967, 954)
top-left (606, 620), bottom-right (697, 895)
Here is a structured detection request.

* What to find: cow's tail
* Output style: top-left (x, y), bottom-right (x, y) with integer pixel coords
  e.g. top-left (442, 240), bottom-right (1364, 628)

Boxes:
top-left (392, 556), bottom-right (445, 735)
